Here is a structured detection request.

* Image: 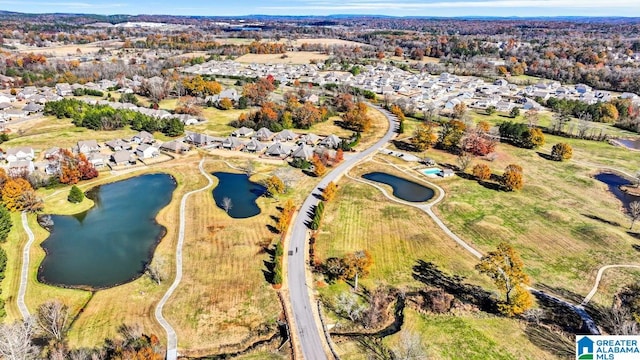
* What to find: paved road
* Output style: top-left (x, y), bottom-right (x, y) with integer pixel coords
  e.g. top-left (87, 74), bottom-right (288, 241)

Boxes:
top-left (287, 106), bottom-right (397, 360)
top-left (18, 212), bottom-right (35, 319)
top-left (155, 158), bottom-right (213, 360)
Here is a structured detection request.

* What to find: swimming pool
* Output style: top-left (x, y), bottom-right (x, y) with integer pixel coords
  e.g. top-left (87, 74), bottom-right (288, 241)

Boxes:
top-left (421, 168), bottom-right (442, 176)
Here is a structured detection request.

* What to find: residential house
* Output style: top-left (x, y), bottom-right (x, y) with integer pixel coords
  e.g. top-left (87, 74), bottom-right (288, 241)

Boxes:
top-left (132, 131), bottom-right (154, 144)
top-left (231, 127), bottom-right (255, 137)
top-left (111, 150), bottom-right (135, 166)
top-left (22, 102), bottom-right (43, 115)
top-left (87, 153), bottom-right (107, 168)
top-left (290, 144), bottom-right (314, 160)
top-left (255, 127), bottom-right (274, 141)
top-left (2, 108), bottom-right (27, 120)
top-left (105, 139), bottom-right (131, 151)
top-left (76, 140), bottom-right (100, 155)
top-left (318, 134), bottom-right (342, 149)
top-left (55, 83), bottom-right (73, 96)
top-left (159, 140), bottom-right (190, 154)
top-left (44, 147), bottom-right (61, 159)
top-left (441, 169), bottom-right (455, 178)
top-left (7, 160), bottom-right (35, 177)
top-left (298, 133), bottom-right (321, 145)
top-left (0, 103), bottom-right (11, 111)
top-left (222, 137), bottom-right (246, 151)
top-left (243, 139), bottom-right (266, 153)
top-left (302, 94), bottom-right (319, 104)
top-left (184, 132), bottom-right (219, 147)
top-left (5, 147), bottom-right (34, 162)
top-left (136, 144), bottom-right (160, 159)
top-left (264, 142), bottom-right (292, 158)
top-left (0, 95), bottom-right (14, 103)
top-left (272, 130), bottom-right (298, 142)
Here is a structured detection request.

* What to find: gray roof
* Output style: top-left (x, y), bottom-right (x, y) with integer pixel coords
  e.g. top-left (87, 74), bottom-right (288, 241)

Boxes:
top-left (290, 144), bottom-right (314, 160)
top-left (265, 142), bottom-right (292, 156)
top-left (111, 150), bottom-right (133, 164)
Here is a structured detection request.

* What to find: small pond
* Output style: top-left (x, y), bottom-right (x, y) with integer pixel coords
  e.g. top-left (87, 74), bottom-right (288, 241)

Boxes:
top-left (212, 172), bottom-right (266, 219)
top-left (38, 173), bottom-right (176, 289)
top-left (615, 138), bottom-right (640, 150)
top-left (362, 172), bottom-right (435, 202)
top-left (594, 172), bottom-right (640, 209)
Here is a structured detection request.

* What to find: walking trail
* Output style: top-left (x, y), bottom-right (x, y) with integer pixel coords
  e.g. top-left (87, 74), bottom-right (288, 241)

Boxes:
top-left (155, 158), bottom-right (213, 360)
top-left (18, 212), bottom-right (35, 319)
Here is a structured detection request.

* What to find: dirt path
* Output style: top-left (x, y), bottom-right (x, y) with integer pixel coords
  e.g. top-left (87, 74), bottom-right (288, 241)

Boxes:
top-left (581, 265), bottom-right (640, 306)
top-left (154, 158), bottom-right (214, 360)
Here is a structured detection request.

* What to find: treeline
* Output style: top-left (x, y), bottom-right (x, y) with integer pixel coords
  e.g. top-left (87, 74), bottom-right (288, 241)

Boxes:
top-left (44, 98), bottom-right (184, 136)
top-left (232, 100), bottom-right (331, 131)
top-left (0, 204), bottom-right (11, 319)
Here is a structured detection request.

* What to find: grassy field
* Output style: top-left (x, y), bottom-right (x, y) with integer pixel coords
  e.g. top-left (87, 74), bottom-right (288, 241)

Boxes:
top-left (235, 52), bottom-right (328, 64)
top-left (387, 115), bottom-right (640, 305)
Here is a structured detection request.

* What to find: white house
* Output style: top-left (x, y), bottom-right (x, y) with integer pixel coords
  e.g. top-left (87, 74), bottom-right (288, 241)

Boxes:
top-left (136, 144), bottom-right (160, 159)
top-left (7, 160), bottom-right (35, 177)
top-left (5, 147), bottom-right (34, 162)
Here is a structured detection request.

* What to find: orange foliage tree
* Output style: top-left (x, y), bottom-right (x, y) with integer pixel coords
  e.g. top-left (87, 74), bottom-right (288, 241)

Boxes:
top-left (2, 178), bottom-right (34, 211)
top-left (501, 164), bottom-right (524, 191)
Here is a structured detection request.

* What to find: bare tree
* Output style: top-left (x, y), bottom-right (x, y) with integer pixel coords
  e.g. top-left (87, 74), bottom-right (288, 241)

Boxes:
top-left (602, 306), bottom-right (639, 335)
top-left (392, 332), bottom-right (429, 360)
top-left (0, 318), bottom-right (39, 360)
top-left (222, 197), bottom-right (233, 213)
top-left (36, 300), bottom-right (69, 343)
top-left (635, 170), bottom-right (640, 188)
top-left (577, 112), bottom-right (592, 139)
top-left (243, 160), bottom-right (256, 176)
top-left (456, 152), bottom-right (473, 172)
top-left (628, 201), bottom-right (640, 230)
top-left (334, 292), bottom-right (366, 322)
top-left (146, 257), bottom-right (166, 285)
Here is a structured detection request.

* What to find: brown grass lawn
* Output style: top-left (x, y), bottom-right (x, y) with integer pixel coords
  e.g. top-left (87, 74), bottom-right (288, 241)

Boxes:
top-left (235, 52), bottom-right (328, 65)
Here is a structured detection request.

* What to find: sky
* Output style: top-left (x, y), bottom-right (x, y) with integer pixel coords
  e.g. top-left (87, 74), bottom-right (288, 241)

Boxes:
top-left (1, 0), bottom-right (639, 17)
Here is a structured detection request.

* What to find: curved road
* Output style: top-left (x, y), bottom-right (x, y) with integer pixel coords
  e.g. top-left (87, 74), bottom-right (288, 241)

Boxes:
top-left (18, 212), bottom-right (35, 319)
top-left (155, 158), bottom-right (214, 360)
top-left (581, 265), bottom-right (640, 306)
top-left (287, 106), bottom-right (397, 360)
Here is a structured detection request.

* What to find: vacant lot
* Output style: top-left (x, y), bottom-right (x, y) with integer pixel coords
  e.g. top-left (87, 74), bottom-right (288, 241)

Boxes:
top-left (235, 51), bottom-right (328, 64)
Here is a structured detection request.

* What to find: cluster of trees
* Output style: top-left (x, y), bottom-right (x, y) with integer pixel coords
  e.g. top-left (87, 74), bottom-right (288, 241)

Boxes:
top-left (270, 241), bottom-right (285, 287)
top-left (263, 175), bottom-right (286, 198)
top-left (276, 199), bottom-right (296, 234)
top-left (0, 174), bottom-right (43, 212)
top-left (71, 88), bottom-right (104, 97)
top-left (0, 306), bottom-right (163, 360)
top-left (309, 201), bottom-right (325, 230)
top-left (181, 75), bottom-right (222, 97)
top-left (44, 99), bottom-right (184, 137)
top-left (0, 204), bottom-right (10, 319)
top-left (498, 121), bottom-right (545, 149)
top-left (242, 76), bottom-right (276, 106)
top-left (471, 163), bottom-right (525, 191)
top-left (323, 250), bottom-right (374, 289)
top-left (340, 101), bottom-right (372, 132)
top-left (322, 182), bottom-right (338, 202)
top-left (233, 100), bottom-right (330, 131)
top-left (58, 149), bottom-right (98, 185)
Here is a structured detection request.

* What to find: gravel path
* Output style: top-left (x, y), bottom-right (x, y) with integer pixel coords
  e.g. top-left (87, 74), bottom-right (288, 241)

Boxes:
top-left (155, 158), bottom-right (213, 360)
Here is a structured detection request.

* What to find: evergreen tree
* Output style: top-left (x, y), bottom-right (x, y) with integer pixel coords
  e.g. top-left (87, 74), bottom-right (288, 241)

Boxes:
top-left (67, 186), bottom-right (84, 203)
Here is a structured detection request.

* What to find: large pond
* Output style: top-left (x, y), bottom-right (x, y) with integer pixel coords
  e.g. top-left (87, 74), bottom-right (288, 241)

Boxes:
top-left (212, 172), bottom-right (266, 218)
top-left (615, 138), bottom-right (640, 150)
top-left (594, 172), bottom-right (640, 209)
top-left (38, 174), bottom-right (176, 289)
top-left (362, 172), bottom-right (435, 202)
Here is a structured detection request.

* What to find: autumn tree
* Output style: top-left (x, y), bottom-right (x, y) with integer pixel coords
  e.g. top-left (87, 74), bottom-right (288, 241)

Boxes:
top-left (438, 120), bottom-right (466, 152)
top-left (456, 152), bottom-right (473, 172)
top-left (452, 102), bottom-right (467, 119)
top-left (2, 178), bottom-right (33, 212)
top-left (276, 199), bottom-right (296, 234)
top-left (342, 250), bottom-right (374, 289)
top-left (411, 123), bottom-right (437, 151)
top-left (551, 143), bottom-right (573, 161)
top-left (600, 102), bottom-right (620, 123)
top-left (527, 128), bottom-right (545, 149)
top-left (311, 154), bottom-right (327, 177)
top-left (341, 102), bottom-right (371, 132)
top-left (476, 242), bottom-right (533, 316)
top-left (264, 175), bottom-right (286, 197)
top-left (333, 93), bottom-right (354, 112)
top-left (182, 75), bottom-right (222, 97)
top-left (501, 164), bottom-right (524, 191)
top-left (218, 97), bottom-right (233, 110)
top-left (472, 164), bottom-right (492, 181)
top-left (334, 148), bottom-right (344, 163)
top-left (242, 77), bottom-right (275, 105)
top-left (322, 181), bottom-right (338, 202)
top-left (462, 130), bottom-right (496, 156)
top-left (293, 102), bottom-right (322, 129)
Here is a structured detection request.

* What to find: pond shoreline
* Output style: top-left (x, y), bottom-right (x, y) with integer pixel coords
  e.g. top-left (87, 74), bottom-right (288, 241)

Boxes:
top-left (36, 173), bottom-right (177, 290)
